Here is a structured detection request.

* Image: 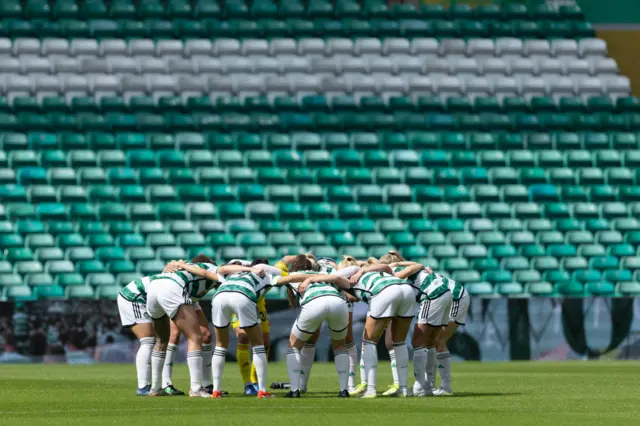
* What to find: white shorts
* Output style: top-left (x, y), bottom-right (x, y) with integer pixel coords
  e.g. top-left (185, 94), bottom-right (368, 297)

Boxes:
top-left (212, 291), bottom-right (258, 329)
top-left (117, 294), bottom-right (152, 326)
top-left (416, 291), bottom-right (453, 327)
top-left (293, 296), bottom-right (349, 341)
top-left (146, 278), bottom-right (192, 320)
top-left (449, 290), bottom-right (470, 325)
top-left (368, 285), bottom-right (415, 319)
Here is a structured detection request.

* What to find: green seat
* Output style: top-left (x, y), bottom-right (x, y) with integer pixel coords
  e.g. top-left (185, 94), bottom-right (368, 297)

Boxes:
top-left (586, 282), bottom-right (615, 297)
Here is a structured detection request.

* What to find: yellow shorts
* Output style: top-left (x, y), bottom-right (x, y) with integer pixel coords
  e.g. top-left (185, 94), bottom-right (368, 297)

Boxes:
top-left (231, 298), bottom-right (270, 334)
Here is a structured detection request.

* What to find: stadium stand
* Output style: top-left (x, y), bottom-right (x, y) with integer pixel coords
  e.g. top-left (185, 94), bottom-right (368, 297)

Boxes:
top-left (0, 0), bottom-right (639, 301)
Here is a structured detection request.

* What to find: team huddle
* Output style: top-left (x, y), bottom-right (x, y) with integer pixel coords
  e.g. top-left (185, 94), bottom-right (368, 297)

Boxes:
top-left (116, 251), bottom-right (470, 398)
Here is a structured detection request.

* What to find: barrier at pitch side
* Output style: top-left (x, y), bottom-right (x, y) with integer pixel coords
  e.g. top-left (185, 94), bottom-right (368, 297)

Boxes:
top-left (0, 298), bottom-right (639, 363)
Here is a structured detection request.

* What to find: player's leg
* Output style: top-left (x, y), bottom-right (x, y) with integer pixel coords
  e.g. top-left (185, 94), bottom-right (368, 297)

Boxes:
top-left (286, 299), bottom-right (323, 397)
top-left (361, 315), bottom-right (391, 398)
top-left (211, 294), bottom-right (233, 398)
top-left (434, 322), bottom-right (457, 395)
top-left (172, 304), bottom-right (209, 398)
top-left (233, 323), bottom-right (255, 394)
top-left (327, 299), bottom-right (350, 398)
top-left (130, 322), bottom-right (155, 395)
top-left (162, 320), bottom-right (184, 395)
top-left (381, 326), bottom-right (399, 396)
top-left (344, 311), bottom-right (359, 394)
top-left (237, 294), bottom-right (272, 398)
top-left (196, 307), bottom-right (214, 393)
top-left (150, 315), bottom-right (171, 396)
top-left (299, 329), bottom-right (319, 392)
top-left (250, 302), bottom-right (270, 390)
top-left (285, 333), bottom-right (306, 397)
top-left (389, 317), bottom-right (413, 397)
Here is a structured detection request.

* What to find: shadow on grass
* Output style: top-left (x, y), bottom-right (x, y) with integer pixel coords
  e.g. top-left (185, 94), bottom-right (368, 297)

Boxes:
top-left (289, 391), bottom-right (524, 398)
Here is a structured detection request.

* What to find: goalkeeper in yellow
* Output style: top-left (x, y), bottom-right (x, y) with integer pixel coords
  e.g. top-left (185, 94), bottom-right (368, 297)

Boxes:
top-left (229, 258), bottom-right (290, 395)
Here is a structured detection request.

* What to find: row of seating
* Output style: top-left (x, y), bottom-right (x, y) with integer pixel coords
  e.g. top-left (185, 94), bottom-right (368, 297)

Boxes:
top-left (0, 1), bottom-right (586, 22)
top-left (5, 216), bottom-right (640, 235)
top-left (0, 18), bottom-right (596, 39)
top-left (0, 55), bottom-right (619, 79)
top-left (0, 37), bottom-right (607, 58)
top-left (0, 75), bottom-right (629, 98)
top-left (0, 111), bottom-right (638, 131)
top-left (4, 146), bottom-right (640, 167)
top-left (0, 96), bottom-right (635, 116)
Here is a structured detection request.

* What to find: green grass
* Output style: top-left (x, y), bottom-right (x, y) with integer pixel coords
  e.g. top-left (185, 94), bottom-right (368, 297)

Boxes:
top-left (1, 362), bottom-right (638, 425)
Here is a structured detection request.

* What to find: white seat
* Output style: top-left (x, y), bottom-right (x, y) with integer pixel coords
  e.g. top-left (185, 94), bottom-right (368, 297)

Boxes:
top-left (579, 38), bottom-right (607, 57)
top-left (434, 76), bottom-right (462, 95)
top-left (394, 56), bottom-right (423, 74)
top-left (208, 75), bottom-right (233, 93)
top-left (451, 57), bottom-right (478, 75)
top-left (265, 76), bottom-right (290, 93)
top-left (312, 58), bottom-right (339, 75)
top-left (575, 77), bottom-right (603, 96)
top-left (467, 39), bottom-right (494, 56)
top-left (168, 58), bottom-right (196, 74)
top-left (230, 74), bottom-right (264, 94)
top-left (242, 39), bottom-right (269, 56)
top-left (91, 75), bottom-right (120, 93)
top-left (377, 76), bottom-right (406, 94)
top-left (128, 39), bottom-right (155, 56)
top-left (178, 76), bottom-right (208, 92)
top-left (62, 75), bottom-right (89, 92)
top-left (408, 76), bottom-right (434, 93)
top-left (41, 39), bottom-right (68, 56)
top-left (121, 75), bottom-right (147, 92)
top-left (149, 75), bottom-right (178, 93)
top-left (440, 39), bottom-right (466, 56)
top-left (524, 39), bottom-right (551, 57)
top-left (252, 57), bottom-right (279, 74)
top-left (537, 58), bottom-right (562, 76)
top-left (604, 76), bottom-right (631, 96)
top-left (34, 76), bottom-right (60, 93)
top-left (551, 39), bottom-right (578, 57)
top-left (480, 57), bottom-right (507, 76)
top-left (140, 58), bottom-right (167, 74)
top-left (222, 57), bottom-right (252, 73)
top-left (80, 58), bottom-right (109, 73)
top-left (156, 40), bottom-right (184, 57)
top-left (383, 38), bottom-right (410, 55)
top-left (109, 57), bottom-right (138, 74)
top-left (368, 57), bottom-right (394, 74)
top-left (509, 58), bottom-right (536, 76)
top-left (6, 75), bottom-right (32, 93)
top-left (290, 75), bottom-right (321, 92)
top-left (279, 56), bottom-right (309, 74)
top-left (489, 76), bottom-right (516, 95)
top-left (519, 76), bottom-right (546, 98)
top-left (327, 38), bottom-right (354, 56)
top-left (547, 76), bottom-right (574, 97)
top-left (70, 39), bottom-right (99, 56)
top-left (0, 58), bottom-right (21, 73)
top-left (194, 58), bottom-right (223, 74)
top-left (495, 38), bottom-right (523, 56)
top-left (346, 74), bottom-right (376, 92)
top-left (184, 40), bottom-right (212, 57)
top-left (100, 39), bottom-right (127, 56)
top-left (355, 38), bottom-right (382, 55)
top-left (424, 57), bottom-right (449, 74)
top-left (0, 38), bottom-right (12, 55)
top-left (52, 57), bottom-right (79, 73)
top-left (269, 38), bottom-right (297, 56)
top-left (14, 38), bottom-right (41, 56)
top-left (411, 38), bottom-right (439, 55)
top-left (298, 38), bottom-right (325, 56)
top-left (465, 77), bottom-right (491, 96)
top-left (563, 58), bottom-right (590, 75)
top-left (589, 58), bottom-right (618, 76)
top-left (213, 39), bottom-right (241, 56)
top-left (340, 57), bottom-right (366, 74)
top-left (322, 76), bottom-right (349, 93)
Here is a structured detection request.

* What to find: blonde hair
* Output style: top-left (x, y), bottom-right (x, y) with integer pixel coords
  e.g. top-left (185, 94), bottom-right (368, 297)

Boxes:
top-left (338, 255), bottom-right (358, 269)
top-left (378, 250), bottom-right (404, 265)
top-left (367, 257), bottom-right (379, 265)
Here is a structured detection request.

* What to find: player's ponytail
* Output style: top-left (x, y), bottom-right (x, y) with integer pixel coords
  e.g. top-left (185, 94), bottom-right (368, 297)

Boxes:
top-left (338, 255), bottom-right (358, 269)
top-left (379, 250), bottom-right (404, 264)
top-left (367, 257), bottom-right (379, 265)
top-left (289, 254), bottom-right (312, 272)
top-left (286, 286), bottom-right (298, 309)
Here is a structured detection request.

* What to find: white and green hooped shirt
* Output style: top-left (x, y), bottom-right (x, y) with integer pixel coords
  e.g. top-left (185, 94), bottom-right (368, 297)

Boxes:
top-left (216, 270), bottom-right (274, 303)
top-left (283, 270), bottom-right (345, 306)
top-left (352, 271), bottom-right (410, 304)
top-left (151, 262), bottom-right (220, 302)
top-left (393, 266), bottom-right (450, 303)
top-left (119, 276), bottom-right (152, 304)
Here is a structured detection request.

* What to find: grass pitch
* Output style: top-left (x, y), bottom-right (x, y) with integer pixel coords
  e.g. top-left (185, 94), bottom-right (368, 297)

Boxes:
top-left (0, 362), bottom-right (638, 426)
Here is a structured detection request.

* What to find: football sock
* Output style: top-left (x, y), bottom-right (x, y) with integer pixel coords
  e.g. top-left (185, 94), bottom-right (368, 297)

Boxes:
top-left (299, 343), bottom-right (315, 391)
top-left (236, 343), bottom-right (252, 385)
top-left (201, 343), bottom-right (213, 388)
top-left (359, 345), bottom-right (367, 385)
top-left (426, 346), bottom-right (437, 389)
top-left (253, 346), bottom-right (268, 392)
top-left (286, 347), bottom-right (301, 392)
top-left (250, 347), bottom-right (270, 384)
top-left (346, 342), bottom-right (358, 390)
top-left (362, 340), bottom-right (378, 394)
top-left (212, 347), bottom-right (227, 391)
top-left (151, 350), bottom-right (166, 392)
top-left (412, 347), bottom-right (428, 390)
top-left (389, 348), bottom-right (399, 386)
top-left (334, 348), bottom-right (349, 392)
top-left (186, 350), bottom-right (203, 392)
top-left (436, 351), bottom-right (452, 390)
top-left (393, 342), bottom-right (409, 391)
top-left (162, 343), bottom-right (177, 388)
top-left (136, 337), bottom-right (155, 388)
